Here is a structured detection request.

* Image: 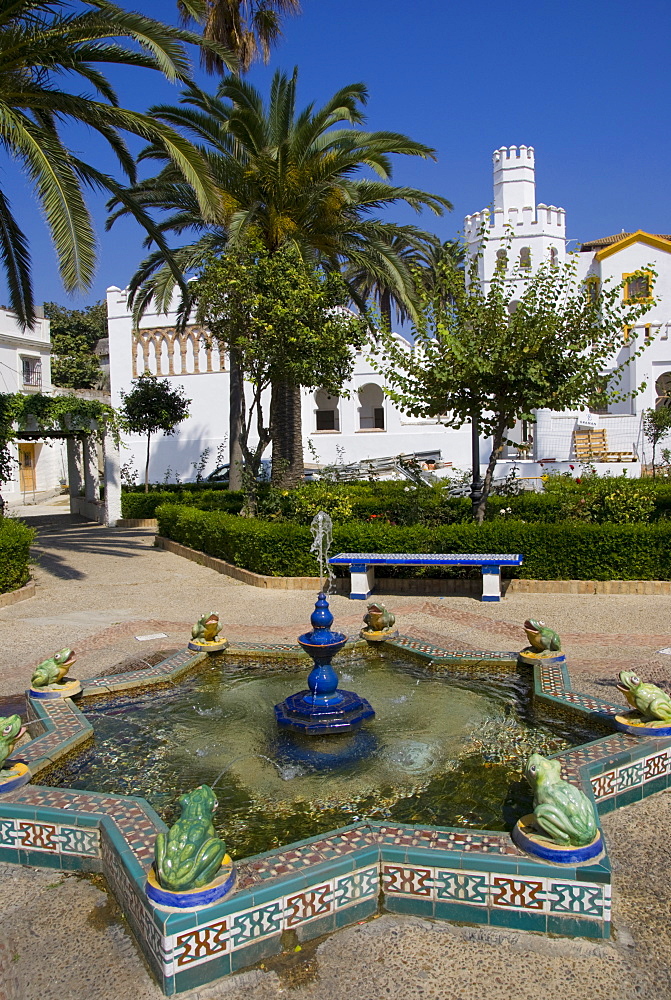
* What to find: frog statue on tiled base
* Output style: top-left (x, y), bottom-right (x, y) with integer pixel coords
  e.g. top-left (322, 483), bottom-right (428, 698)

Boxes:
top-left (524, 620), bottom-right (562, 653)
top-left (154, 785), bottom-right (230, 892)
top-left (525, 753), bottom-right (597, 847)
top-left (0, 716), bottom-right (25, 769)
top-left (31, 648), bottom-right (76, 688)
top-left (360, 602), bottom-right (397, 642)
top-left (188, 613), bottom-right (228, 652)
top-left (0, 715), bottom-right (31, 792)
top-left (518, 619), bottom-right (564, 665)
top-left (617, 671), bottom-right (671, 723)
top-left (29, 648), bottom-right (81, 699)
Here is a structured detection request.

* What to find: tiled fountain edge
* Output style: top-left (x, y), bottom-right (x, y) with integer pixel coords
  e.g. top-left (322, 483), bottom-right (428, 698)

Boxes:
top-left (0, 637), bottom-right (668, 994)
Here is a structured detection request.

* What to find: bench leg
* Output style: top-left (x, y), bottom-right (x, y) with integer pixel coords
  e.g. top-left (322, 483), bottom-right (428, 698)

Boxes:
top-left (481, 566), bottom-right (501, 602)
top-left (350, 563), bottom-right (375, 600)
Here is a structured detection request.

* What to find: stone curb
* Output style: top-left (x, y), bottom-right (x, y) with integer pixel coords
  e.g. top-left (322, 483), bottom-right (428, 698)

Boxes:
top-left (153, 535), bottom-right (671, 596)
top-left (117, 517), bottom-right (158, 528)
top-left (507, 579), bottom-right (671, 595)
top-left (0, 580), bottom-right (35, 608)
top-left (154, 535), bottom-right (326, 591)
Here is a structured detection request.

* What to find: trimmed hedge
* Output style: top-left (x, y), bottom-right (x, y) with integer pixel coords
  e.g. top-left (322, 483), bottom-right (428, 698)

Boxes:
top-left (0, 518), bottom-right (34, 592)
top-left (122, 489), bottom-right (244, 519)
top-left (156, 504), bottom-right (671, 580)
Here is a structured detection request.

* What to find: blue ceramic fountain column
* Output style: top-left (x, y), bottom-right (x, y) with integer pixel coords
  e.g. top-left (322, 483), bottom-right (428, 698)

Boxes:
top-left (274, 593), bottom-right (374, 735)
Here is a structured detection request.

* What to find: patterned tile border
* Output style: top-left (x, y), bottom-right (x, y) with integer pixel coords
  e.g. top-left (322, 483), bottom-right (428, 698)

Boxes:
top-left (0, 634), bottom-right (670, 993)
top-left (381, 862), bottom-right (611, 920)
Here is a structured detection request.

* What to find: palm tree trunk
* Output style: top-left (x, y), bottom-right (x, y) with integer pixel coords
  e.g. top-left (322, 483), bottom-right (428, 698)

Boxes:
top-left (228, 350), bottom-right (244, 491)
top-left (380, 289), bottom-right (393, 333)
top-left (270, 380), bottom-right (304, 488)
top-left (144, 430), bottom-right (151, 493)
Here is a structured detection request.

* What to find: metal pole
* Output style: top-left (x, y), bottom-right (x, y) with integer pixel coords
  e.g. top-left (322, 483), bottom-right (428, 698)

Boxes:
top-left (470, 411), bottom-right (483, 518)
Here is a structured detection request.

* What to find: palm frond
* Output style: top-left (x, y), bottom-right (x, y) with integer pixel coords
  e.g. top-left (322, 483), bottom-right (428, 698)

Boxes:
top-left (0, 187), bottom-right (33, 327)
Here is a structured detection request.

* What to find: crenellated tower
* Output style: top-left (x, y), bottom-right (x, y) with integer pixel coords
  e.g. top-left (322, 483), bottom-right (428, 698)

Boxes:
top-left (465, 145), bottom-right (567, 290)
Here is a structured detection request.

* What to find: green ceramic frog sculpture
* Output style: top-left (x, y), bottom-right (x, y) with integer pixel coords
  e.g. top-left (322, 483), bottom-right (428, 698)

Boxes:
top-left (191, 613), bottom-right (223, 644)
top-left (31, 648), bottom-right (76, 688)
top-left (0, 715), bottom-right (25, 769)
top-left (363, 603), bottom-right (396, 632)
top-left (617, 671), bottom-right (671, 722)
top-left (523, 620), bottom-right (561, 652)
top-left (525, 753), bottom-right (597, 847)
top-left (154, 785), bottom-right (228, 891)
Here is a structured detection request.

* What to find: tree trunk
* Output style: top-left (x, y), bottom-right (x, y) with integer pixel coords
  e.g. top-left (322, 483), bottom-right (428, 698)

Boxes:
top-left (228, 351), bottom-right (244, 491)
top-left (474, 417), bottom-right (508, 523)
top-left (380, 289), bottom-right (393, 333)
top-left (144, 430), bottom-right (151, 493)
top-left (270, 380), bottom-right (304, 488)
top-left (652, 435), bottom-right (657, 478)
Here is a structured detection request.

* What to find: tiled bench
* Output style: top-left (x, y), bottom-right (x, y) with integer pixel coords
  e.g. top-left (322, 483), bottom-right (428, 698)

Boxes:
top-left (328, 552), bottom-right (524, 602)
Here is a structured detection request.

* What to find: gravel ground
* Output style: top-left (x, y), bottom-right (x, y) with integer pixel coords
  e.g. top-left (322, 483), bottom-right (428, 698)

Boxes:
top-left (0, 506), bottom-right (670, 1000)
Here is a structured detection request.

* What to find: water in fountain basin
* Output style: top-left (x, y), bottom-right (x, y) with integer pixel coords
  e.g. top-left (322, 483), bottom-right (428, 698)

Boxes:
top-left (44, 654), bottom-right (603, 858)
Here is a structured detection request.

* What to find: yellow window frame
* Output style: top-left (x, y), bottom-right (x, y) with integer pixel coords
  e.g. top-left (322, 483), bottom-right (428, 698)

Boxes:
top-left (622, 270), bottom-right (654, 303)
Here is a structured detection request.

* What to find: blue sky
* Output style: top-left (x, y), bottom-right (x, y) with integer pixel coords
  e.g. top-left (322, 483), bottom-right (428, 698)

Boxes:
top-left (6, 0), bottom-right (671, 308)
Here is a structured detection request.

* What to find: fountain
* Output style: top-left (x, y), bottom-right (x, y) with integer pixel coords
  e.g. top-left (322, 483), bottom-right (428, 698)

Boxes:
top-left (274, 591), bottom-right (375, 734)
top-left (274, 512), bottom-right (375, 735)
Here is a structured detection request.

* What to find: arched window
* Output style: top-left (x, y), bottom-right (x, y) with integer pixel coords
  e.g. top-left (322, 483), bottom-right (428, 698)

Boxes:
top-left (358, 383), bottom-right (385, 430)
top-left (519, 247), bottom-right (531, 269)
top-left (314, 389), bottom-right (340, 431)
top-left (549, 246), bottom-right (558, 266)
top-left (496, 249), bottom-right (508, 271)
top-left (655, 372), bottom-right (671, 410)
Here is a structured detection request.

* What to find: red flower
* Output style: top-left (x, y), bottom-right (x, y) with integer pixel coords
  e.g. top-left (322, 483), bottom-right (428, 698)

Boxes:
top-left (569, 464), bottom-right (575, 470)
top-left (575, 478), bottom-right (582, 484)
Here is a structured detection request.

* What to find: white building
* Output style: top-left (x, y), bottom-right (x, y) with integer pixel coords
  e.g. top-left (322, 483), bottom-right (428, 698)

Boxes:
top-left (106, 289), bottom-right (472, 483)
top-left (107, 145), bottom-right (671, 486)
top-left (466, 145), bottom-right (671, 476)
top-left (0, 307), bottom-right (67, 499)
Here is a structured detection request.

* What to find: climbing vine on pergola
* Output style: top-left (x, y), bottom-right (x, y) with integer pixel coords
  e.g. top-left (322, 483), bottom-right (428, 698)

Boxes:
top-left (0, 392), bottom-right (120, 487)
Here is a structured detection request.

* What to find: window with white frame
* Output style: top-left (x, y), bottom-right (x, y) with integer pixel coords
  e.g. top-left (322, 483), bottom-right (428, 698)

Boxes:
top-left (314, 389), bottom-right (340, 431)
top-left (21, 356), bottom-right (42, 387)
top-left (358, 383), bottom-right (385, 429)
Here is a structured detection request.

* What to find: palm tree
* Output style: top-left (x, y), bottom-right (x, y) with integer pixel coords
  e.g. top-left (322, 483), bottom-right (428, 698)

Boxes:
top-left (108, 70), bottom-right (451, 486)
top-left (177, 0), bottom-right (300, 73)
top-left (0, 0), bottom-right (235, 327)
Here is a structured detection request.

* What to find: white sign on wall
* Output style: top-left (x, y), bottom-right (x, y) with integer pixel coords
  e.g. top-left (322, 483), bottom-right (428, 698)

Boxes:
top-left (575, 412), bottom-right (598, 429)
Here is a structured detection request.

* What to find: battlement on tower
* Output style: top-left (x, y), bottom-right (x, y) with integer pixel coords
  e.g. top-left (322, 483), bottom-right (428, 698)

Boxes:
top-left (465, 144), bottom-right (565, 242)
top-left (493, 144), bottom-right (535, 167)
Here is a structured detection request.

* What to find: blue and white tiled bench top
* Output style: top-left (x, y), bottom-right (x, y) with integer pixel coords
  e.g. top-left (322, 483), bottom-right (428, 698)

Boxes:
top-left (328, 552), bottom-right (523, 602)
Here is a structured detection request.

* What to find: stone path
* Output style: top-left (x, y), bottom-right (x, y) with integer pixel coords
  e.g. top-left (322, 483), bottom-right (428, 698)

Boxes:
top-left (0, 506), bottom-right (670, 1000)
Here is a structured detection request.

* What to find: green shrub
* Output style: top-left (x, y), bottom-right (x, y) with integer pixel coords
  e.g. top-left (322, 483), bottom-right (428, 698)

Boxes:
top-left (156, 505), bottom-right (671, 580)
top-left (122, 490), bottom-right (244, 519)
top-left (272, 483), bottom-right (354, 524)
top-left (128, 474), bottom-right (671, 525)
top-left (0, 517), bottom-right (34, 592)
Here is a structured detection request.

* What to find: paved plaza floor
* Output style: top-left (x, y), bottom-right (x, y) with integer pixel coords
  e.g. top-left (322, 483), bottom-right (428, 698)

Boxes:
top-left (0, 506), bottom-right (670, 1000)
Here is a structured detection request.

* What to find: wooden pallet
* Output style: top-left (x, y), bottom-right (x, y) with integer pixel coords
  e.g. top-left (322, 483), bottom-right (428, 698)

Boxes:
top-left (573, 428), bottom-right (635, 462)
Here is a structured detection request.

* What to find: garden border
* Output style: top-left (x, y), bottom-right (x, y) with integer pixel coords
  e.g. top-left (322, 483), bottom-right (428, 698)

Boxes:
top-left (0, 580), bottom-right (35, 608)
top-left (0, 637), bottom-right (669, 993)
top-left (153, 535), bottom-right (671, 595)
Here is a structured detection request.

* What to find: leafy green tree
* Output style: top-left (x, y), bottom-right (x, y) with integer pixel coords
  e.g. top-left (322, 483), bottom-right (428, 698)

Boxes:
top-left (195, 239), bottom-right (367, 495)
top-left (0, 0), bottom-right (235, 328)
top-left (120, 373), bottom-right (190, 492)
top-left (643, 406), bottom-right (671, 477)
top-left (44, 301), bottom-right (106, 389)
top-left (376, 237), bottom-right (657, 521)
top-left (107, 69), bottom-right (450, 485)
top-left (178, 0), bottom-right (300, 73)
